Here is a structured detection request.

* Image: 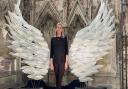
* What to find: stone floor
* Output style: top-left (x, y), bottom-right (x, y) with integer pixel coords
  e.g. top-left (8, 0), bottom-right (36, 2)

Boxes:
top-left (0, 71), bottom-right (24, 89)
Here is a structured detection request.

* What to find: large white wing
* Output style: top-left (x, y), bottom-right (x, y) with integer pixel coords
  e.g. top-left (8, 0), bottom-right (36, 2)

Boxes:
top-left (5, 0), bottom-right (50, 80)
top-left (69, 0), bottom-right (115, 82)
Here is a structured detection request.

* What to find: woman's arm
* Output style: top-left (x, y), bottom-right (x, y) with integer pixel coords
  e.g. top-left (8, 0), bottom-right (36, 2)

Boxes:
top-left (65, 36), bottom-right (69, 56)
top-left (50, 37), bottom-right (54, 59)
top-left (49, 37), bottom-right (54, 70)
top-left (65, 36), bottom-right (69, 70)
top-left (65, 55), bottom-right (68, 64)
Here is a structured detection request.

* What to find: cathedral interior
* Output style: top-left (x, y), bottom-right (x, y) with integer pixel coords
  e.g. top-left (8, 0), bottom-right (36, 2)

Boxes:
top-left (0, 0), bottom-right (128, 89)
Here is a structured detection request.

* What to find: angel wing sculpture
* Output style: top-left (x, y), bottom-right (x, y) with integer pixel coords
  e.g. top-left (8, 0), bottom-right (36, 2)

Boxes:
top-left (5, 0), bottom-right (50, 80)
top-left (5, 0), bottom-right (115, 82)
top-left (68, 0), bottom-right (115, 82)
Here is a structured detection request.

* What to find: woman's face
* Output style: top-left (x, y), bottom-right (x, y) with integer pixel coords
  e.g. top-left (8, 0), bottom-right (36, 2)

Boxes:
top-left (56, 24), bottom-right (63, 36)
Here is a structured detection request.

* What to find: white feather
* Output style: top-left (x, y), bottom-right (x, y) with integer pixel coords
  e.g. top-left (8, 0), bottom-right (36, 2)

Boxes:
top-left (6, 0), bottom-right (50, 80)
top-left (69, 0), bottom-right (115, 82)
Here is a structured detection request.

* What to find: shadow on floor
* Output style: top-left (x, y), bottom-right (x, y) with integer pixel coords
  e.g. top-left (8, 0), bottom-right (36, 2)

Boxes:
top-left (22, 79), bottom-right (87, 89)
top-left (22, 79), bottom-right (107, 89)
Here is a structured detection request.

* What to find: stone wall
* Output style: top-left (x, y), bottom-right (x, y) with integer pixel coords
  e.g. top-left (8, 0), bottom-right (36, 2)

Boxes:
top-left (0, 0), bottom-right (122, 89)
top-left (0, 0), bottom-right (24, 88)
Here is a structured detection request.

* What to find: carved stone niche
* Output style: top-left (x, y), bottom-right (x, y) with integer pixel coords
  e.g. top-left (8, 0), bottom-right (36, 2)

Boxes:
top-left (39, 14), bottom-right (58, 47)
top-left (67, 14), bottom-right (86, 46)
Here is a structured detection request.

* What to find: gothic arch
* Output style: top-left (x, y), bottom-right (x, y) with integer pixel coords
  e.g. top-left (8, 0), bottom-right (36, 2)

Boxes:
top-left (68, 0), bottom-right (88, 26)
top-left (35, 1), bottom-right (62, 28)
top-left (38, 14), bottom-right (57, 47)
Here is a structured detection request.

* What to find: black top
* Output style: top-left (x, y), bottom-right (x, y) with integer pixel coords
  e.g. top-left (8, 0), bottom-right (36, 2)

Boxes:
top-left (50, 36), bottom-right (69, 62)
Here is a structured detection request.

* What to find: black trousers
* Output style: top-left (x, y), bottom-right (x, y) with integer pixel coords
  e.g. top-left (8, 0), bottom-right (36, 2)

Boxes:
top-left (53, 60), bottom-right (65, 89)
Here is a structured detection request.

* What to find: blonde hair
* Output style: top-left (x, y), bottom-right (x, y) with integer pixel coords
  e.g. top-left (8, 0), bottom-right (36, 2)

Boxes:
top-left (57, 22), bottom-right (62, 26)
top-left (54, 22), bottom-right (64, 37)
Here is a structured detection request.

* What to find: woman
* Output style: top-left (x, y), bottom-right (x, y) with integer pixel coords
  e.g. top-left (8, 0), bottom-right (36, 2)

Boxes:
top-left (49, 23), bottom-right (69, 89)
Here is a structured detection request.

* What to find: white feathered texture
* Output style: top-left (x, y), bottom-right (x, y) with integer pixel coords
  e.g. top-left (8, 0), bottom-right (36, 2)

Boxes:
top-left (69, 0), bottom-right (115, 82)
top-left (5, 0), bottom-right (50, 80)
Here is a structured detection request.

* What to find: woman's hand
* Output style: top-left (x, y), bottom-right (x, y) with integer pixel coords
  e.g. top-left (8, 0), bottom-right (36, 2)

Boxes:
top-left (65, 55), bottom-right (69, 70)
top-left (49, 59), bottom-right (54, 70)
top-left (64, 62), bottom-right (68, 70)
